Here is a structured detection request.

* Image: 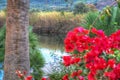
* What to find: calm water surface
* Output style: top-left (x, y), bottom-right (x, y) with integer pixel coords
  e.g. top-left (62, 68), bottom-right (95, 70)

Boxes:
top-left (38, 34), bottom-right (67, 63)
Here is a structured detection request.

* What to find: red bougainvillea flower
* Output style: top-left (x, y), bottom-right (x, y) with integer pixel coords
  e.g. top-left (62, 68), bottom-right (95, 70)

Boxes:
top-left (62, 74), bottom-right (69, 80)
top-left (104, 63), bottom-right (120, 80)
top-left (77, 70), bottom-right (82, 75)
top-left (41, 77), bottom-right (47, 80)
top-left (15, 70), bottom-right (24, 78)
top-left (71, 70), bottom-right (83, 78)
top-left (71, 71), bottom-right (78, 78)
top-left (78, 76), bottom-right (85, 80)
top-left (91, 28), bottom-right (105, 37)
top-left (109, 30), bottom-right (120, 49)
top-left (88, 70), bottom-right (96, 80)
top-left (104, 71), bottom-right (116, 80)
top-left (62, 56), bottom-right (72, 66)
top-left (62, 56), bottom-right (81, 66)
top-left (25, 76), bottom-right (32, 80)
top-left (63, 27), bottom-right (120, 80)
top-left (71, 57), bottom-right (81, 64)
top-left (65, 43), bottom-right (75, 52)
top-left (107, 59), bottom-right (116, 69)
top-left (73, 27), bottom-right (89, 34)
top-left (64, 27), bottom-right (90, 53)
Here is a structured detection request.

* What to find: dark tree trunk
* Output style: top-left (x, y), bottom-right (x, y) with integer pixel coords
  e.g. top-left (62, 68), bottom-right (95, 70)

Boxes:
top-left (4, 0), bottom-right (30, 80)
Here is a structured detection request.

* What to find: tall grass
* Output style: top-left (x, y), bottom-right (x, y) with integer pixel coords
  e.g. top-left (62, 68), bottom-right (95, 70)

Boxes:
top-left (29, 11), bottom-right (84, 34)
top-left (0, 11), bottom-right (84, 34)
top-left (0, 11), bottom-right (6, 28)
top-left (0, 11), bottom-right (84, 33)
top-left (0, 11), bottom-right (85, 34)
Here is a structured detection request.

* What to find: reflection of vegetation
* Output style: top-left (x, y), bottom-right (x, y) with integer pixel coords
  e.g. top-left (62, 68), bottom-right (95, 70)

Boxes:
top-left (0, 26), bottom-right (45, 79)
top-left (38, 34), bottom-right (65, 51)
top-left (81, 7), bottom-right (120, 35)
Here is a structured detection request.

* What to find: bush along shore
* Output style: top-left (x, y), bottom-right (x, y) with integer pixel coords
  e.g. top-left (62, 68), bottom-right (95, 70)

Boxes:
top-left (30, 11), bottom-right (85, 34)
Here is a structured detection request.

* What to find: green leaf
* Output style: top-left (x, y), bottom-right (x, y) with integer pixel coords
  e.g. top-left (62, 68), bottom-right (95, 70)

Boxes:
top-left (117, 0), bottom-right (120, 8)
top-left (116, 54), bottom-right (120, 62)
top-left (69, 78), bottom-right (74, 80)
top-left (108, 54), bottom-right (116, 59)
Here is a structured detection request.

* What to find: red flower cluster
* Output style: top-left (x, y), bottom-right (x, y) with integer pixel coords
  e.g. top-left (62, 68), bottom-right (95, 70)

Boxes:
top-left (71, 70), bottom-right (82, 78)
top-left (62, 70), bottom-right (84, 80)
top-left (41, 77), bottom-right (47, 80)
top-left (64, 27), bottom-right (90, 53)
top-left (16, 70), bottom-right (24, 78)
top-left (63, 27), bottom-right (120, 80)
top-left (25, 76), bottom-right (32, 80)
top-left (62, 74), bottom-right (69, 80)
top-left (16, 70), bottom-right (32, 80)
top-left (62, 55), bottom-right (80, 66)
top-left (104, 63), bottom-right (120, 80)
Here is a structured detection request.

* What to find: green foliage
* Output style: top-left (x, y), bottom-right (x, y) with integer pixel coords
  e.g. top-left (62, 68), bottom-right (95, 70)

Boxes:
top-left (30, 52), bottom-right (44, 80)
top-left (81, 7), bottom-right (120, 35)
top-left (117, 0), bottom-right (120, 8)
top-left (29, 26), bottom-right (45, 79)
top-left (81, 12), bottom-right (100, 29)
top-left (49, 71), bottom-right (65, 80)
top-left (0, 25), bottom-right (5, 62)
top-left (73, 2), bottom-right (89, 14)
top-left (48, 64), bottom-right (69, 80)
top-left (0, 25), bottom-right (45, 79)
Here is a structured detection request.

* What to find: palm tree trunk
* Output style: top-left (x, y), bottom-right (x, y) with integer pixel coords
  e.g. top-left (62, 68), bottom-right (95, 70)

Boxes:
top-left (4, 0), bottom-right (30, 80)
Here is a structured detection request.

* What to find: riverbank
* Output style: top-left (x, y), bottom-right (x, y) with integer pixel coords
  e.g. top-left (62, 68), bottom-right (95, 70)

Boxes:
top-left (31, 11), bottom-right (84, 34)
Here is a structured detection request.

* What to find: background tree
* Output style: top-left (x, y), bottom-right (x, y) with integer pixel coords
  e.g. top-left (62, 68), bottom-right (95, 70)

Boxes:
top-left (64, 0), bottom-right (73, 8)
top-left (4, 0), bottom-right (30, 80)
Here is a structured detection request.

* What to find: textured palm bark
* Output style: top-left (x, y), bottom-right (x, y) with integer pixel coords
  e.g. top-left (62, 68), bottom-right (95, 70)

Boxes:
top-left (4, 0), bottom-right (30, 80)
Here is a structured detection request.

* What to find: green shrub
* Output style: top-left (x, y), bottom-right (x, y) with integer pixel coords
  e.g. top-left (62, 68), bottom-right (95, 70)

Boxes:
top-left (73, 2), bottom-right (89, 14)
top-left (86, 4), bottom-right (97, 11)
top-left (0, 25), bottom-right (5, 62)
top-left (81, 7), bottom-right (120, 35)
top-left (48, 62), bottom-right (70, 80)
top-left (29, 26), bottom-right (45, 79)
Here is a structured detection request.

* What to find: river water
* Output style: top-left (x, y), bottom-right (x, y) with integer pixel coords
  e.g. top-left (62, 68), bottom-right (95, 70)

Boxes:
top-left (38, 34), bottom-right (66, 63)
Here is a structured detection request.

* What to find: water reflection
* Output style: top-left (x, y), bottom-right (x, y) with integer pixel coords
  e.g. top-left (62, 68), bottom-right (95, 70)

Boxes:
top-left (38, 34), bottom-right (65, 51)
top-left (38, 34), bottom-right (67, 63)
top-left (38, 34), bottom-right (68, 76)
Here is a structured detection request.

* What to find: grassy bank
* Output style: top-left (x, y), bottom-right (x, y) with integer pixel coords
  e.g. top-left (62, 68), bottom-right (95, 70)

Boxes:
top-left (0, 11), bottom-right (84, 34)
top-left (30, 11), bottom-right (84, 34)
